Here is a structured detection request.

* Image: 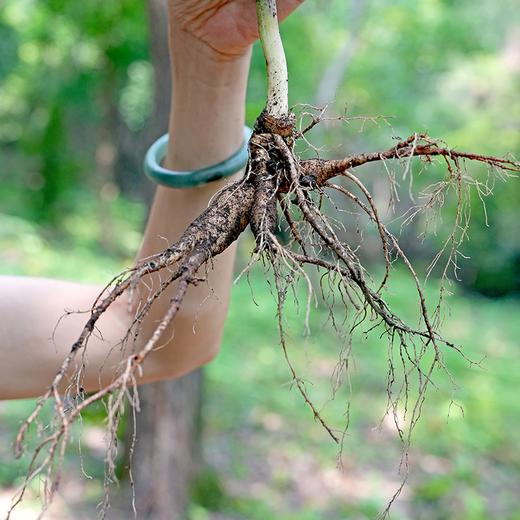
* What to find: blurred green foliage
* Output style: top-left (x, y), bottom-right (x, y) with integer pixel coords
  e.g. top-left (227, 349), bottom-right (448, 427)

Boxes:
top-left (1, 0), bottom-right (519, 293)
top-left (197, 266), bottom-right (520, 519)
top-left (0, 0), bottom-right (149, 224)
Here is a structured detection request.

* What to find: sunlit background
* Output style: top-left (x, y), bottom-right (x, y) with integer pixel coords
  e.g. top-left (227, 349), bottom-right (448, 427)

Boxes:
top-left (1, 0), bottom-right (519, 518)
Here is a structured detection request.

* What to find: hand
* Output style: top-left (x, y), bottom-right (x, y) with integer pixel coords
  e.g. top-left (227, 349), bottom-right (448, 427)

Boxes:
top-left (169, 0), bottom-right (304, 60)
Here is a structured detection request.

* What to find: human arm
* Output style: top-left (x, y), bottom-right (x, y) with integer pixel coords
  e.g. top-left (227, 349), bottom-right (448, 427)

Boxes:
top-left (0, 0), bottom-right (302, 400)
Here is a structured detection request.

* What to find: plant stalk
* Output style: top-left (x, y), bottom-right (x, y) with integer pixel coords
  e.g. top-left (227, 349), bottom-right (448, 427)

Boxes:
top-left (256, 0), bottom-right (289, 118)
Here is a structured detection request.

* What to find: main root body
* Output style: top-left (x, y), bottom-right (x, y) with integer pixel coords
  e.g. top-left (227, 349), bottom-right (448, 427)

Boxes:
top-left (9, 112), bottom-right (520, 518)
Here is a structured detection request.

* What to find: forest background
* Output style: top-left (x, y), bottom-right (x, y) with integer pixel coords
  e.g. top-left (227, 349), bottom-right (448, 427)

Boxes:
top-left (0, 0), bottom-right (519, 519)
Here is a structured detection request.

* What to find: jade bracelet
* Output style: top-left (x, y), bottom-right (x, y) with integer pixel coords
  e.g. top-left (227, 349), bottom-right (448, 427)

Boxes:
top-left (144, 126), bottom-right (253, 188)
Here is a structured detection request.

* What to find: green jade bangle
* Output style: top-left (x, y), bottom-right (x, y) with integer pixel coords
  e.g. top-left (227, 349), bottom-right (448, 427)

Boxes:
top-left (144, 126), bottom-right (253, 188)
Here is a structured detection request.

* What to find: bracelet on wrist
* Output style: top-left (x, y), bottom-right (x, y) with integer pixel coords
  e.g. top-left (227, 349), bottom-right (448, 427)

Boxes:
top-left (144, 126), bottom-right (252, 188)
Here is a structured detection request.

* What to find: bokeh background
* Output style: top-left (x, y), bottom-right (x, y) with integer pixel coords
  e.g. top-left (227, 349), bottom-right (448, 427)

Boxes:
top-left (1, 0), bottom-right (519, 519)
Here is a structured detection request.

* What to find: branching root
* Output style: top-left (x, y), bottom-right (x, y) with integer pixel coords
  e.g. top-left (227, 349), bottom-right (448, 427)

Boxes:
top-left (10, 117), bottom-right (519, 518)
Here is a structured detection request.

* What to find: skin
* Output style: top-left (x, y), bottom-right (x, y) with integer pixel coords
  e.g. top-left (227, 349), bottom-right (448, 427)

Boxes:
top-left (0, 0), bottom-right (302, 400)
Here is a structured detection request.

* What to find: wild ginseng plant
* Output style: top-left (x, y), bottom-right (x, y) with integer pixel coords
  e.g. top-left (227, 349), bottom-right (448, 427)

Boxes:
top-left (9, 0), bottom-right (519, 517)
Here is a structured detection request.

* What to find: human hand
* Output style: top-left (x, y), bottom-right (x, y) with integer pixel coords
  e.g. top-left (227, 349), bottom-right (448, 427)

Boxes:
top-left (169, 0), bottom-right (304, 61)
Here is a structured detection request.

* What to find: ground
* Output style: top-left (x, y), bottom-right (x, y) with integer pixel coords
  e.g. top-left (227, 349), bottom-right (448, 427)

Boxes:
top-left (1, 210), bottom-right (519, 520)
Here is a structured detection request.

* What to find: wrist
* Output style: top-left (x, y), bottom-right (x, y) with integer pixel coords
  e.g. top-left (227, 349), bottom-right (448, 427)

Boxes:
top-left (165, 28), bottom-right (251, 172)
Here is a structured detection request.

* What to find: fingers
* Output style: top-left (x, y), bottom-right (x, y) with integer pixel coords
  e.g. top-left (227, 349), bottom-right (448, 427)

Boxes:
top-left (278, 0), bottom-right (305, 23)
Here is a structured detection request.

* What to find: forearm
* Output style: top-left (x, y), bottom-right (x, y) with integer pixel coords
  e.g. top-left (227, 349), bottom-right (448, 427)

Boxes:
top-left (133, 28), bottom-right (252, 377)
top-left (0, 31), bottom-right (251, 400)
top-left (0, 1), bottom-right (308, 400)
top-left (140, 28), bottom-right (250, 255)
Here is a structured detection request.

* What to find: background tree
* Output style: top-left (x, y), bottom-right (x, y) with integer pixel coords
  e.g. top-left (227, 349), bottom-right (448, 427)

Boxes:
top-left (125, 2), bottom-right (203, 518)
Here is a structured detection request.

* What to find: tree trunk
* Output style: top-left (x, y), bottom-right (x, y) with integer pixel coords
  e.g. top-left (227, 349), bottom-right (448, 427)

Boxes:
top-left (120, 1), bottom-right (204, 518)
top-left (131, 373), bottom-right (203, 520)
top-left (113, 0), bottom-right (172, 204)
